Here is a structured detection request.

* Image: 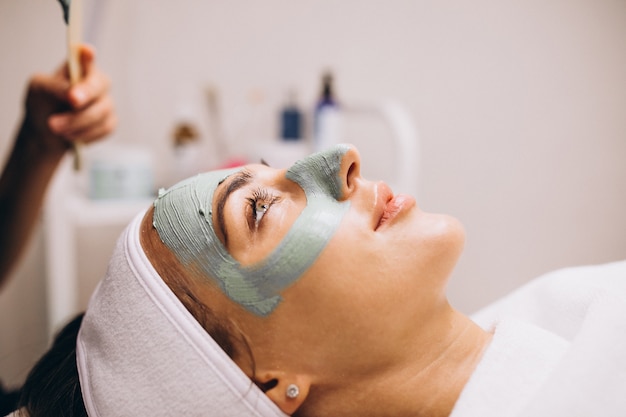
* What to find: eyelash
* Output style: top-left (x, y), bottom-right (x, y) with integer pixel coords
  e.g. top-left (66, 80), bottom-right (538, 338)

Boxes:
top-left (246, 188), bottom-right (279, 228)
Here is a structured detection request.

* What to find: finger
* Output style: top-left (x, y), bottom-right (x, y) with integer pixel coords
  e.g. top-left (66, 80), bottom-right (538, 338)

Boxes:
top-left (50, 94), bottom-right (115, 135)
top-left (67, 69), bottom-right (111, 110)
top-left (68, 69), bottom-right (111, 109)
top-left (64, 111), bottom-right (117, 144)
top-left (78, 44), bottom-right (96, 76)
top-left (50, 95), bottom-right (116, 139)
top-left (68, 45), bottom-right (107, 109)
top-left (49, 43), bottom-right (96, 92)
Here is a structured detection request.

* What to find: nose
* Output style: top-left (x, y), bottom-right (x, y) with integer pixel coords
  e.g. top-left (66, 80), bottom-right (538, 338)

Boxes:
top-left (337, 145), bottom-right (361, 200)
top-left (285, 143), bottom-right (362, 201)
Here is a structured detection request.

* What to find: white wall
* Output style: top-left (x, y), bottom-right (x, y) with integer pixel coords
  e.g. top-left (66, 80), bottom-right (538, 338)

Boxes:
top-left (1, 0), bottom-right (625, 386)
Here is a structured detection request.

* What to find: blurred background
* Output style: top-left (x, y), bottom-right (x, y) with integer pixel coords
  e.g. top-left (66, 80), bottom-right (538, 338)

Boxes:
top-left (1, 0), bottom-right (625, 388)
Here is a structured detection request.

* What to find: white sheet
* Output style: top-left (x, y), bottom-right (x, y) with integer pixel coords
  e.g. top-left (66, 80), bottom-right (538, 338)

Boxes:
top-left (451, 260), bottom-right (626, 417)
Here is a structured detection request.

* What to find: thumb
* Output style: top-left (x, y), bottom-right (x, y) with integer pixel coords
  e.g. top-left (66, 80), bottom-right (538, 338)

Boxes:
top-left (68, 44), bottom-right (97, 108)
top-left (78, 43), bottom-right (96, 76)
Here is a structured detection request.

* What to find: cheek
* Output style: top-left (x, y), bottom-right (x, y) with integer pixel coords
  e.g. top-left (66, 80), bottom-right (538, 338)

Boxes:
top-left (329, 211), bottom-right (465, 288)
top-left (330, 211), bottom-right (465, 271)
top-left (278, 211), bottom-right (465, 313)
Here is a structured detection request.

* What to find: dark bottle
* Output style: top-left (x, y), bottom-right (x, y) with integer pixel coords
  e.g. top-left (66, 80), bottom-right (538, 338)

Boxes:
top-left (280, 90), bottom-right (303, 141)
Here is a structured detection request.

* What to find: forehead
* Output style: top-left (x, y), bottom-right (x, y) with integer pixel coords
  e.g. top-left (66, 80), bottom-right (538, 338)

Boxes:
top-left (216, 164), bottom-right (281, 195)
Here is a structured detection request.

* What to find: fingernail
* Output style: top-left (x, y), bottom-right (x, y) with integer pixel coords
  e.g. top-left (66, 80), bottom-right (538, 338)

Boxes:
top-left (72, 88), bottom-right (87, 106)
top-left (49, 116), bottom-right (65, 133)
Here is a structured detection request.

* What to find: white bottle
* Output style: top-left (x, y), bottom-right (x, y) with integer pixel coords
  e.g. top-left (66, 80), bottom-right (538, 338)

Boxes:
top-left (313, 72), bottom-right (342, 152)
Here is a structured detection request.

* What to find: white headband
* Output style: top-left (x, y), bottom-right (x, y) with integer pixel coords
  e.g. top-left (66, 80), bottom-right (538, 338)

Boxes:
top-left (76, 211), bottom-right (287, 417)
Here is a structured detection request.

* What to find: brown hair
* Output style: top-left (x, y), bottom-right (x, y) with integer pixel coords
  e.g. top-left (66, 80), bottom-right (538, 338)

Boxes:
top-left (139, 208), bottom-right (252, 365)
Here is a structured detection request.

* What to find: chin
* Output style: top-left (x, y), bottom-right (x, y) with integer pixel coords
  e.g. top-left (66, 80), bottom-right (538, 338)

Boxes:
top-left (413, 212), bottom-right (466, 268)
top-left (440, 214), bottom-right (466, 248)
top-left (418, 210), bottom-right (465, 241)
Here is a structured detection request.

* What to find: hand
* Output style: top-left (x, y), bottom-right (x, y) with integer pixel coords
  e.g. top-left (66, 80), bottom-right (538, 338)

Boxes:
top-left (22, 44), bottom-right (116, 155)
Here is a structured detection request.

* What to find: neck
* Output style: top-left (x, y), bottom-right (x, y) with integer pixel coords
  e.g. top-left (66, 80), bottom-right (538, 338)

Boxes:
top-left (331, 306), bottom-right (492, 417)
top-left (408, 309), bottom-right (492, 416)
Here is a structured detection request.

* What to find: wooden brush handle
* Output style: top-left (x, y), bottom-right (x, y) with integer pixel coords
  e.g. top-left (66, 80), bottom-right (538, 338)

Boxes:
top-left (67, 0), bottom-right (83, 170)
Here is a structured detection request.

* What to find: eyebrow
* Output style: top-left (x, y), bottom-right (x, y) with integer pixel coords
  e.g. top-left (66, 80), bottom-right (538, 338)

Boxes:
top-left (216, 169), bottom-right (254, 247)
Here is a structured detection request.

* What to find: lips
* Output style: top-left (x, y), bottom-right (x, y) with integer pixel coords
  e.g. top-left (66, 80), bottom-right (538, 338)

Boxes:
top-left (374, 182), bottom-right (415, 231)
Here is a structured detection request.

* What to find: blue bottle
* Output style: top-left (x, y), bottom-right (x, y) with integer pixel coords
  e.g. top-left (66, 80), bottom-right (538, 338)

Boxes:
top-left (280, 90), bottom-right (303, 141)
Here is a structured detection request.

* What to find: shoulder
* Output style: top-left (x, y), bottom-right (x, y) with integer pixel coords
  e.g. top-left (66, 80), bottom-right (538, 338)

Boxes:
top-left (4, 408), bottom-right (28, 417)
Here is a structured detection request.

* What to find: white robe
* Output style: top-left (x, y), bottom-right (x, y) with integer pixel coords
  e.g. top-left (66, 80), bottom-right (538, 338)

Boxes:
top-left (451, 260), bottom-right (626, 417)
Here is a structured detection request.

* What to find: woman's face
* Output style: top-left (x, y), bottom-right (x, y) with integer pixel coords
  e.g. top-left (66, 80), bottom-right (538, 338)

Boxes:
top-left (202, 144), bottom-right (466, 377)
top-left (148, 144), bottom-right (466, 413)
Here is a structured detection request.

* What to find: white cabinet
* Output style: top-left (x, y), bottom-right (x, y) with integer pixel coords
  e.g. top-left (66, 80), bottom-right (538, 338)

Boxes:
top-left (44, 158), bottom-right (153, 335)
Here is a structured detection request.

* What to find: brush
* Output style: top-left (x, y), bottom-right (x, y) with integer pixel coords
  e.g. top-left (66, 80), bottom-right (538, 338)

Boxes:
top-left (57, 0), bottom-right (84, 171)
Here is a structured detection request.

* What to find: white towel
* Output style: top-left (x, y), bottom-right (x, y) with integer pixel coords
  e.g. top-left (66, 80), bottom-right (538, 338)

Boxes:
top-left (452, 261), bottom-right (626, 417)
top-left (76, 212), bottom-right (287, 417)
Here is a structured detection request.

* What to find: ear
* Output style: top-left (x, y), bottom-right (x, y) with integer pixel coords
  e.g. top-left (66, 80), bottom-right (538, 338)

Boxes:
top-left (255, 371), bottom-right (311, 415)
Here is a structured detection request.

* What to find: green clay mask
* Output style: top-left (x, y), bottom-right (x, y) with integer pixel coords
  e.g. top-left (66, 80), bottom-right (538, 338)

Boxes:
top-left (153, 144), bottom-right (351, 316)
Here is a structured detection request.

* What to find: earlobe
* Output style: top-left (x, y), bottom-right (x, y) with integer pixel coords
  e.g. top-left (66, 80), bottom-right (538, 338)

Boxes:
top-left (256, 372), bottom-right (311, 415)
